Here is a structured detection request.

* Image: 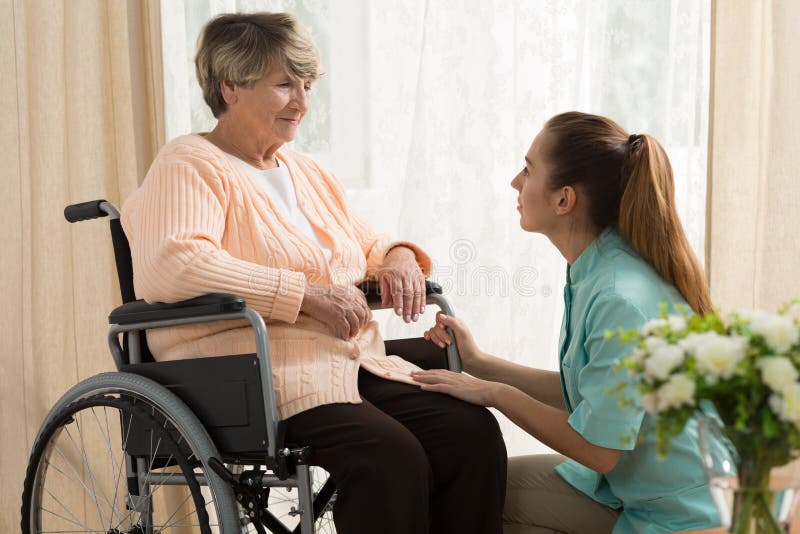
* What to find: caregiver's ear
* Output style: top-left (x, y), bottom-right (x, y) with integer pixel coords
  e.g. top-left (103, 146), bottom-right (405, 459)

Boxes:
top-left (554, 185), bottom-right (578, 214)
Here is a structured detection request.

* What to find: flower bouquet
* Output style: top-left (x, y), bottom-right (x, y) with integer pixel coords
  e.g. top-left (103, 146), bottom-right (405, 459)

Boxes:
top-left (610, 302), bottom-right (800, 533)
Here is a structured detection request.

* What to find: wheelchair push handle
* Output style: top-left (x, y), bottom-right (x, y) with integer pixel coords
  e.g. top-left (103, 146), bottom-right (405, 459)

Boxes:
top-left (64, 199), bottom-right (120, 222)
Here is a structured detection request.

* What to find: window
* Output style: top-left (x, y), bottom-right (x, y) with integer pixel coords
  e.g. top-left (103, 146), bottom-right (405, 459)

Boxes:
top-left (161, 0), bottom-right (371, 186)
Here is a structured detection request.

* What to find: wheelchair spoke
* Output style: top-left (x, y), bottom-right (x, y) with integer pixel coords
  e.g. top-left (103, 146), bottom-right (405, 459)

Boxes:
top-left (107, 406), bottom-right (135, 530)
top-left (155, 490), bottom-right (217, 531)
top-left (74, 417), bottom-right (110, 525)
top-left (41, 487), bottom-right (86, 529)
top-left (138, 416), bottom-right (190, 501)
top-left (49, 444), bottom-right (117, 516)
top-left (155, 490), bottom-right (194, 529)
top-left (154, 492), bottom-right (198, 531)
top-left (104, 411), bottom-right (139, 532)
top-left (111, 411), bottom-right (189, 533)
top-left (137, 425), bottom-right (165, 526)
top-left (92, 406), bottom-right (121, 475)
top-left (145, 451), bottom-right (172, 507)
top-left (91, 405), bottom-right (127, 531)
top-left (39, 504), bottom-right (96, 531)
top-left (48, 422), bottom-right (131, 531)
top-left (63, 421), bottom-right (110, 526)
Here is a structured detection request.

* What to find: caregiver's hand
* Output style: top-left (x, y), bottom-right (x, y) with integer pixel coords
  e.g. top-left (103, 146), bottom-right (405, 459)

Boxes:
top-left (301, 284), bottom-right (371, 340)
top-left (379, 246), bottom-right (425, 323)
top-left (423, 312), bottom-right (486, 373)
top-left (411, 369), bottom-right (504, 407)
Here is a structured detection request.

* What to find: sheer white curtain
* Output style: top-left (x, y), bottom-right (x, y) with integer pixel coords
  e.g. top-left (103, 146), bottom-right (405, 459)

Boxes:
top-left (161, 0), bottom-right (710, 456)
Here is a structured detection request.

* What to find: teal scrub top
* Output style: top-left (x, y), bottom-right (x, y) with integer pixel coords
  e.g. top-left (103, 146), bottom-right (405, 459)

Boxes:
top-left (554, 228), bottom-right (719, 533)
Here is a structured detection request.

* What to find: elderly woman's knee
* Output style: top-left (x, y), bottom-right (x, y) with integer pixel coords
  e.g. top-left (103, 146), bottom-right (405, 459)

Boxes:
top-left (441, 402), bottom-right (506, 458)
top-left (343, 425), bottom-right (429, 487)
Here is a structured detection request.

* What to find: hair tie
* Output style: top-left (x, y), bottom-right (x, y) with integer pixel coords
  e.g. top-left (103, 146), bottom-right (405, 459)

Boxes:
top-left (628, 134), bottom-right (639, 145)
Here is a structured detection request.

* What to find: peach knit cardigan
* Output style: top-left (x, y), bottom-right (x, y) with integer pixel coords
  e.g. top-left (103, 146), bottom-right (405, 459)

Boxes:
top-left (121, 134), bottom-right (432, 419)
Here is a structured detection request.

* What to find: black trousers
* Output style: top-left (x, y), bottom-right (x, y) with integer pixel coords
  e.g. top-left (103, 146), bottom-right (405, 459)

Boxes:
top-left (284, 369), bottom-right (507, 534)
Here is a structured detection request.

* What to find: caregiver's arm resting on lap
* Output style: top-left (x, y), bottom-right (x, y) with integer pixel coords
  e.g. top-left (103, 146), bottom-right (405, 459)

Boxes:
top-left (492, 383), bottom-right (620, 473)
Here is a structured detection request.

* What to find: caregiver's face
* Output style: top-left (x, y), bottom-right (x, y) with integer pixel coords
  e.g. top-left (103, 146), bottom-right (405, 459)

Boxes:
top-left (510, 130), bottom-right (559, 233)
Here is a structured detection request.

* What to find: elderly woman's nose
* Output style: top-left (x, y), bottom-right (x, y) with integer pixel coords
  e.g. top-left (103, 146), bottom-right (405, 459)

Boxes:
top-left (291, 86), bottom-right (310, 111)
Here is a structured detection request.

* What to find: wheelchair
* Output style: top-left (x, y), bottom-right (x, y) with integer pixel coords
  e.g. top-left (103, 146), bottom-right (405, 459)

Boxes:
top-left (21, 199), bottom-right (463, 534)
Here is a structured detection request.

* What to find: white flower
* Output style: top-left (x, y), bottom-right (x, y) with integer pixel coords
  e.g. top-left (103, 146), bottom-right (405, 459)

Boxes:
top-left (769, 393), bottom-right (784, 419)
top-left (644, 344), bottom-right (685, 381)
top-left (630, 348), bottom-right (646, 365)
top-left (657, 373), bottom-right (696, 411)
top-left (641, 392), bottom-right (659, 415)
top-left (757, 357), bottom-right (799, 393)
top-left (748, 311), bottom-right (800, 353)
top-left (644, 336), bottom-right (667, 352)
top-left (668, 315), bottom-right (687, 332)
top-left (679, 332), bottom-right (709, 352)
top-left (692, 333), bottom-right (747, 381)
top-left (770, 384), bottom-right (800, 426)
top-left (643, 318), bottom-right (668, 336)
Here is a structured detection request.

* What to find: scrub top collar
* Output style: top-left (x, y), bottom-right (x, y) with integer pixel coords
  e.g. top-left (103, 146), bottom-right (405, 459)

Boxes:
top-left (566, 226), bottom-right (624, 284)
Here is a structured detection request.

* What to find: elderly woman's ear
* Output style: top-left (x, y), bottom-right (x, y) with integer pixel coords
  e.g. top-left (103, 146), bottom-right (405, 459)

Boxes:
top-left (219, 80), bottom-right (238, 106)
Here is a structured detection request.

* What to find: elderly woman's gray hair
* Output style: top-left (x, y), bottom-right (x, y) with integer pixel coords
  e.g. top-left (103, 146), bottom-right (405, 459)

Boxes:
top-left (195, 12), bottom-right (321, 117)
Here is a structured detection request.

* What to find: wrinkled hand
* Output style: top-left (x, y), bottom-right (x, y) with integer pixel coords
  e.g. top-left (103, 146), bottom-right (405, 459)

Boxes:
top-left (379, 246), bottom-right (425, 323)
top-left (411, 369), bottom-right (501, 407)
top-left (300, 284), bottom-right (371, 340)
top-left (423, 312), bottom-right (485, 373)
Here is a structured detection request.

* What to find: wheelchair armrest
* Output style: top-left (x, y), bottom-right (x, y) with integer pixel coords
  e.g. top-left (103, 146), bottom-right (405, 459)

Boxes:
top-left (109, 293), bottom-right (246, 325)
top-left (357, 280), bottom-right (443, 307)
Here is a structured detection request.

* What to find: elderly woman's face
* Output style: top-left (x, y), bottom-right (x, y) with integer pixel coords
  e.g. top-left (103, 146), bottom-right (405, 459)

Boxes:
top-left (228, 65), bottom-right (312, 145)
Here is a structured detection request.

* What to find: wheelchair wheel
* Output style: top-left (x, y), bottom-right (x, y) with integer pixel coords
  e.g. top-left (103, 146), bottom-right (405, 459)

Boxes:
top-left (21, 372), bottom-right (240, 534)
top-left (252, 466), bottom-right (336, 533)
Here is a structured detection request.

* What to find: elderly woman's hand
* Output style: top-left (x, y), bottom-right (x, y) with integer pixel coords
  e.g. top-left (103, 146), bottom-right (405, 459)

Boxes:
top-left (300, 284), bottom-right (371, 340)
top-left (379, 246), bottom-right (426, 323)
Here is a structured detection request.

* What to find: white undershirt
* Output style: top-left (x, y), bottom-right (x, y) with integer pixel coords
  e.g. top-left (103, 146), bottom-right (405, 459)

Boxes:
top-left (228, 155), bottom-right (332, 261)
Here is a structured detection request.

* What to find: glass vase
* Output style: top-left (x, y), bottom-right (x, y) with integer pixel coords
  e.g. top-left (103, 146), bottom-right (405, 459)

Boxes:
top-left (697, 415), bottom-right (800, 533)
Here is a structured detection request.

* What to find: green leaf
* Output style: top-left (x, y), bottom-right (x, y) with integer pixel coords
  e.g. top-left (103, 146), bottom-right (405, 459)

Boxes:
top-left (762, 411), bottom-right (780, 439)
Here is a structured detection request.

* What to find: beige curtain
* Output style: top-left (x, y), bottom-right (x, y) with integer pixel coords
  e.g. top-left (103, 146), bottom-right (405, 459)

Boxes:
top-left (707, 0), bottom-right (800, 312)
top-left (0, 0), bottom-right (162, 530)
top-left (708, 5), bottom-right (800, 531)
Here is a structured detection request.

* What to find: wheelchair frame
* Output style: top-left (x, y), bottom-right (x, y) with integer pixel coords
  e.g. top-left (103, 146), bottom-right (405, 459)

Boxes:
top-left (21, 199), bottom-right (462, 534)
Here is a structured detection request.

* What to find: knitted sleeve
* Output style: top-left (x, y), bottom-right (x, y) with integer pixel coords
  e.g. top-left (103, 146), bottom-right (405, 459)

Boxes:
top-left (121, 161), bottom-right (306, 323)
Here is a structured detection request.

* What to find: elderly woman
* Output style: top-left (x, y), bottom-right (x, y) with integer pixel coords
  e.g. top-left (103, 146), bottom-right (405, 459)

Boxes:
top-left (121, 12), bottom-right (505, 534)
